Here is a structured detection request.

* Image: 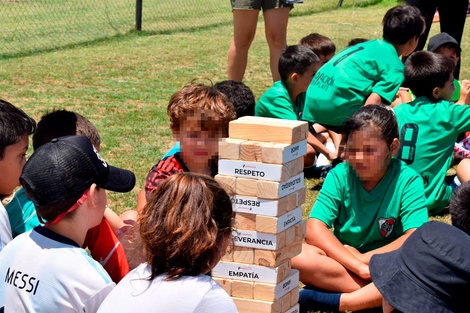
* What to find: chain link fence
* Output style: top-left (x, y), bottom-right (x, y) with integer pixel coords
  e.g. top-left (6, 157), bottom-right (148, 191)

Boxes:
top-left (0, 0), bottom-right (381, 58)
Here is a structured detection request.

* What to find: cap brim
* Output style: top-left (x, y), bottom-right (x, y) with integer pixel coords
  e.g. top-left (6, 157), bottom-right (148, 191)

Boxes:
top-left (370, 252), bottom-right (450, 313)
top-left (102, 165), bottom-right (136, 193)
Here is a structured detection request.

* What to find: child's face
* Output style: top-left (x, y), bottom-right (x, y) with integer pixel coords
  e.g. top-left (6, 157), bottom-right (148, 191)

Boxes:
top-left (435, 46), bottom-right (459, 66)
top-left (436, 73), bottom-right (455, 101)
top-left (179, 121), bottom-right (220, 170)
top-left (345, 128), bottom-right (395, 187)
top-left (0, 134), bottom-right (29, 196)
top-left (297, 63), bottom-right (321, 92)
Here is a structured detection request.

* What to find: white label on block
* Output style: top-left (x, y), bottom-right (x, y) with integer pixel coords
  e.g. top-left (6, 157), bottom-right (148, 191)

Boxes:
top-left (232, 195), bottom-right (281, 216)
top-left (278, 173), bottom-right (304, 198)
top-left (212, 261), bottom-right (289, 283)
top-left (232, 229), bottom-right (279, 250)
top-left (282, 140), bottom-right (307, 163)
top-left (275, 270), bottom-right (299, 300)
top-left (219, 159), bottom-right (284, 181)
top-left (276, 206), bottom-right (302, 233)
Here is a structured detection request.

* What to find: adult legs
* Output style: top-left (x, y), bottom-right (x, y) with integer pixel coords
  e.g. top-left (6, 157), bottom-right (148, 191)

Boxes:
top-left (263, 7), bottom-right (290, 82)
top-left (438, 0), bottom-right (469, 79)
top-left (228, 10), bottom-right (260, 82)
top-left (405, 0), bottom-right (438, 51)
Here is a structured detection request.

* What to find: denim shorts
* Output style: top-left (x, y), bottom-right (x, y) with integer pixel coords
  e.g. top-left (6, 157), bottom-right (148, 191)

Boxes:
top-left (231, 0), bottom-right (293, 10)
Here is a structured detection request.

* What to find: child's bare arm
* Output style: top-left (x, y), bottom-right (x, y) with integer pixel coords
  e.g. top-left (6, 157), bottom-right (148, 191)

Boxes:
top-left (360, 228), bottom-right (416, 263)
top-left (306, 218), bottom-right (370, 280)
top-left (364, 92), bottom-right (384, 105)
top-left (456, 80), bottom-right (470, 105)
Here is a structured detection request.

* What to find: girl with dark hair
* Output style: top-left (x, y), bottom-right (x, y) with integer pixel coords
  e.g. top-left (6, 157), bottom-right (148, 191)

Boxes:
top-left (98, 173), bottom-right (237, 313)
top-left (292, 105), bottom-right (429, 312)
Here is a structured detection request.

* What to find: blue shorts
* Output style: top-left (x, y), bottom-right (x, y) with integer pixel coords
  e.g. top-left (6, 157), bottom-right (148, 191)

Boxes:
top-left (231, 0), bottom-right (293, 10)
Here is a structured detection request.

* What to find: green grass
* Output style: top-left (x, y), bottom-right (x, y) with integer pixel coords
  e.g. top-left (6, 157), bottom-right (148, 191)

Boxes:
top-left (0, 2), bottom-right (468, 311)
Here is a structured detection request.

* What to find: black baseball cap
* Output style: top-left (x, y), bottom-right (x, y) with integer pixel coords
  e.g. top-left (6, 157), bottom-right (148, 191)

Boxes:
top-left (370, 221), bottom-right (470, 313)
top-left (20, 135), bottom-right (136, 206)
top-left (428, 32), bottom-right (461, 53)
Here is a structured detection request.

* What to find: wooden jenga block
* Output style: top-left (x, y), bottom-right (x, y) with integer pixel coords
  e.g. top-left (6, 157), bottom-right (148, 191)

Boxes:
top-left (214, 174), bottom-right (236, 193)
top-left (221, 244), bottom-right (233, 262)
top-left (233, 228), bottom-right (286, 251)
top-left (235, 212), bottom-right (256, 231)
top-left (257, 173), bottom-right (304, 200)
top-left (255, 240), bottom-right (302, 267)
top-left (232, 246), bottom-right (254, 264)
top-left (255, 206), bottom-right (302, 234)
top-left (229, 116), bottom-right (308, 144)
top-left (219, 158), bottom-right (302, 182)
top-left (260, 140), bottom-right (308, 164)
top-left (289, 288), bottom-right (300, 308)
top-left (232, 279), bottom-right (254, 299)
top-left (213, 277), bottom-right (232, 295)
top-left (212, 260), bottom-right (291, 283)
top-left (219, 138), bottom-right (245, 160)
top-left (253, 270), bottom-right (299, 301)
top-left (280, 292), bottom-right (291, 312)
top-left (284, 303), bottom-right (300, 313)
top-left (286, 188), bottom-right (306, 211)
top-left (232, 195), bottom-right (288, 217)
top-left (236, 177), bottom-right (258, 197)
top-left (285, 225), bottom-right (296, 246)
top-left (240, 141), bottom-right (263, 162)
top-left (295, 220), bottom-right (306, 242)
top-left (232, 297), bottom-right (281, 313)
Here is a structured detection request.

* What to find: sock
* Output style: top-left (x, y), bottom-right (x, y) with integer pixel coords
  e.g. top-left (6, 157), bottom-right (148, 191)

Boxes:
top-left (299, 286), bottom-right (341, 312)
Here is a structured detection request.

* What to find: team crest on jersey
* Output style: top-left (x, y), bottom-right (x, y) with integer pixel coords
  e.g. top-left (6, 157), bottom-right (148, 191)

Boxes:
top-left (378, 218), bottom-right (395, 238)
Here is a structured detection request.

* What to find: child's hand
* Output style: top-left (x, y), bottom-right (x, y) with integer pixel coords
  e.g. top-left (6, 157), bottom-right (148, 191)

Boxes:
top-left (459, 80), bottom-right (470, 105)
top-left (327, 150), bottom-right (338, 161)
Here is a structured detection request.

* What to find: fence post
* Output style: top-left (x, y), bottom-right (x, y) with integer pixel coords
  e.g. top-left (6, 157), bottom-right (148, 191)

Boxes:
top-left (136, 0), bottom-right (143, 31)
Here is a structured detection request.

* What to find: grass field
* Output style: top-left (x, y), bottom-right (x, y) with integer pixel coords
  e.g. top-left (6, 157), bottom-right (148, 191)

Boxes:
top-left (0, 1), bottom-right (466, 310)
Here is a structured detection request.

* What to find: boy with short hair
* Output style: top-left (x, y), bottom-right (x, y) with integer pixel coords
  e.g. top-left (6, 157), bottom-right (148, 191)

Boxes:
top-left (136, 83), bottom-right (236, 212)
top-left (302, 5), bottom-right (425, 130)
top-left (0, 135), bottom-right (136, 312)
top-left (394, 50), bottom-right (470, 215)
top-left (428, 32), bottom-right (470, 105)
top-left (299, 32), bottom-right (336, 65)
top-left (0, 99), bottom-right (35, 251)
top-left (255, 44), bottom-right (337, 168)
top-left (6, 109), bottom-right (131, 283)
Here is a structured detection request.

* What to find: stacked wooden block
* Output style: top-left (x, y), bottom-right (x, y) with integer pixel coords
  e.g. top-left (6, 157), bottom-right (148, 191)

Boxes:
top-left (213, 116), bottom-right (308, 313)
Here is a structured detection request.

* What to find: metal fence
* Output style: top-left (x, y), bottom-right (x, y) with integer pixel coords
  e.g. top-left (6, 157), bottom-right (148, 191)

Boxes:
top-left (0, 0), bottom-right (381, 58)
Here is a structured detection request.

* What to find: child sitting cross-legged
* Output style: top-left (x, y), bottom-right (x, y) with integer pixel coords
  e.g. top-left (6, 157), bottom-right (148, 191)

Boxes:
top-left (0, 136), bottom-right (136, 312)
top-left (292, 105), bottom-right (428, 312)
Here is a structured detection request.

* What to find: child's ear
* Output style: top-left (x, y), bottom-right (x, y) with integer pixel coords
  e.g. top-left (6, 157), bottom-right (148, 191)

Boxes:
top-left (87, 184), bottom-right (99, 208)
top-left (290, 72), bottom-right (299, 83)
top-left (390, 138), bottom-right (400, 157)
top-left (431, 86), bottom-right (441, 101)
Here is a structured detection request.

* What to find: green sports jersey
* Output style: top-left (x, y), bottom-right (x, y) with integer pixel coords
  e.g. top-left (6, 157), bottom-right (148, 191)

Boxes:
top-left (394, 97), bottom-right (470, 215)
top-left (309, 159), bottom-right (428, 253)
top-left (302, 39), bottom-right (404, 126)
top-left (255, 81), bottom-right (305, 120)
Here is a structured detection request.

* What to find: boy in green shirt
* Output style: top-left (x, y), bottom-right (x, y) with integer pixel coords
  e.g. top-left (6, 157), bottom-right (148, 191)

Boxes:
top-left (302, 5), bottom-right (425, 130)
top-left (255, 45), bottom-right (337, 168)
top-left (394, 51), bottom-right (470, 215)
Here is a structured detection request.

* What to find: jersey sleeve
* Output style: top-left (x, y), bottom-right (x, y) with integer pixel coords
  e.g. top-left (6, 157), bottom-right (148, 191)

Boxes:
top-left (144, 156), bottom-right (184, 199)
top-left (371, 67), bottom-right (404, 104)
top-left (309, 168), bottom-right (343, 227)
top-left (83, 283), bottom-right (115, 313)
top-left (193, 283), bottom-right (238, 313)
top-left (399, 171), bottom-right (429, 231)
top-left (450, 102), bottom-right (470, 133)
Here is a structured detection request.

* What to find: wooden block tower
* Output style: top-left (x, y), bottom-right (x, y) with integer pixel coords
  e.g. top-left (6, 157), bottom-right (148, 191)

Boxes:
top-left (213, 116), bottom-right (308, 313)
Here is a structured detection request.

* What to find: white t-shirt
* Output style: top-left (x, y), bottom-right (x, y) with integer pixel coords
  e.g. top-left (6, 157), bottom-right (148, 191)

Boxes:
top-left (0, 201), bottom-right (12, 251)
top-left (97, 263), bottom-right (238, 313)
top-left (0, 226), bottom-right (115, 312)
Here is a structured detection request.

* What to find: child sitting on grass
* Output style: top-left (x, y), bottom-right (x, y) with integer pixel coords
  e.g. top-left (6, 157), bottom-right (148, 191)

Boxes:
top-left (0, 99), bottom-right (35, 251)
top-left (394, 51), bottom-right (470, 215)
top-left (299, 32), bottom-right (336, 66)
top-left (292, 105), bottom-right (428, 312)
top-left (98, 173), bottom-right (237, 313)
top-left (0, 136), bottom-right (136, 312)
top-left (136, 83), bottom-right (236, 212)
top-left (5, 109), bottom-right (132, 282)
top-left (302, 5), bottom-right (425, 132)
top-left (255, 45), bottom-right (338, 168)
